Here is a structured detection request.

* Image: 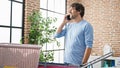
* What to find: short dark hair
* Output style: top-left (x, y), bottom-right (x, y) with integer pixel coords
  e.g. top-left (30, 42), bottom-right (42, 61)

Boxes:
top-left (70, 3), bottom-right (85, 17)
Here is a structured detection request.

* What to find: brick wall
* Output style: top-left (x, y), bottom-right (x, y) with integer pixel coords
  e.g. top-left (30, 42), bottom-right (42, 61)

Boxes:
top-left (24, 0), bottom-right (40, 43)
top-left (67, 0), bottom-right (120, 56)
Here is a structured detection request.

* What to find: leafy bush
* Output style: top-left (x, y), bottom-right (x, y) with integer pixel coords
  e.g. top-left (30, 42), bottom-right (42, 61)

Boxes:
top-left (27, 10), bottom-right (60, 62)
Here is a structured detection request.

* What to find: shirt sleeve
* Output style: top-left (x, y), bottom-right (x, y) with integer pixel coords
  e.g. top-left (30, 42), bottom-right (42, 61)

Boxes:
top-left (84, 23), bottom-right (94, 48)
top-left (54, 27), bottom-right (67, 38)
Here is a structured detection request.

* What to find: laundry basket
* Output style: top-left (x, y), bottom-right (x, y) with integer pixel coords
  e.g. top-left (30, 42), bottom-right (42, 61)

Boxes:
top-left (0, 43), bottom-right (41, 68)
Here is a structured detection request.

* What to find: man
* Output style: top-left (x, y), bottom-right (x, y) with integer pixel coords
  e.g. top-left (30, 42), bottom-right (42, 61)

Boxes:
top-left (54, 2), bottom-right (94, 66)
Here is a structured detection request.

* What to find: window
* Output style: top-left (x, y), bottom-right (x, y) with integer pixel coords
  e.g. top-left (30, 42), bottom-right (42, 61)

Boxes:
top-left (40, 0), bottom-right (66, 63)
top-left (0, 0), bottom-right (24, 43)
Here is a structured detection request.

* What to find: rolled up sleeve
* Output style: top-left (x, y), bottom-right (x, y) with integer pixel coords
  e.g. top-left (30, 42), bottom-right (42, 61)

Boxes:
top-left (84, 23), bottom-right (94, 48)
top-left (54, 28), bottom-right (66, 38)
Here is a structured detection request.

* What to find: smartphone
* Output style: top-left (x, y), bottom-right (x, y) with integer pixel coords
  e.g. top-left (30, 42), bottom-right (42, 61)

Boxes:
top-left (66, 15), bottom-right (71, 20)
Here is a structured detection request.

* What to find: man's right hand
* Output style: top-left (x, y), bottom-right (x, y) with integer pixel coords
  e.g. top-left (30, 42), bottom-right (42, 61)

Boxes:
top-left (62, 14), bottom-right (71, 24)
top-left (56, 14), bottom-right (71, 34)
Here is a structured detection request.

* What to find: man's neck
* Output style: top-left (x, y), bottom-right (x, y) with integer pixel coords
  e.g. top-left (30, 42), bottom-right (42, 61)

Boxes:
top-left (71, 16), bottom-right (83, 23)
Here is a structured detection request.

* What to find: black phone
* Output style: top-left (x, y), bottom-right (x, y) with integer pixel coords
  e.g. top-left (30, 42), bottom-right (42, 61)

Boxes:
top-left (66, 15), bottom-right (71, 20)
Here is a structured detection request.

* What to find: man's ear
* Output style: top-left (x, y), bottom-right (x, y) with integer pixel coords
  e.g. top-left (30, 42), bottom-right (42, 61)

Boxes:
top-left (79, 10), bottom-right (81, 14)
top-left (77, 11), bottom-right (81, 14)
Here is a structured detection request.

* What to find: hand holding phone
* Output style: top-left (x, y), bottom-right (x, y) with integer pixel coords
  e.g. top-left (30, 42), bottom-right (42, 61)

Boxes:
top-left (66, 15), bottom-right (71, 20)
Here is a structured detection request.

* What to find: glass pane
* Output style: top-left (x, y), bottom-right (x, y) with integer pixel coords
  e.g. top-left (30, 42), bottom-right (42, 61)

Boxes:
top-left (42, 44), bottom-right (47, 50)
top-left (53, 50), bottom-right (64, 63)
top-left (54, 0), bottom-right (65, 13)
top-left (0, 0), bottom-right (10, 26)
top-left (0, 27), bottom-right (10, 43)
top-left (40, 0), bottom-right (47, 9)
top-left (40, 9), bottom-right (47, 18)
top-left (48, 11), bottom-right (64, 27)
top-left (11, 28), bottom-right (22, 43)
top-left (12, 2), bottom-right (22, 27)
top-left (48, 0), bottom-right (54, 11)
top-left (46, 43), bottom-right (54, 50)
top-left (40, 0), bottom-right (66, 63)
top-left (47, 11), bottom-right (54, 17)
top-left (41, 39), bottom-right (64, 50)
top-left (42, 41), bottom-right (64, 50)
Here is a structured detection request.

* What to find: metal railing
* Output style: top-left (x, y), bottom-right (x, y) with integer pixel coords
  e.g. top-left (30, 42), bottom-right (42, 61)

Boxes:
top-left (80, 52), bottom-right (113, 68)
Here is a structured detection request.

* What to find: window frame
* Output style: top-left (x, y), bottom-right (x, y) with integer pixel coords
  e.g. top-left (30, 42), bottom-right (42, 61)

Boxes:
top-left (40, 0), bottom-right (67, 63)
top-left (0, 0), bottom-right (25, 43)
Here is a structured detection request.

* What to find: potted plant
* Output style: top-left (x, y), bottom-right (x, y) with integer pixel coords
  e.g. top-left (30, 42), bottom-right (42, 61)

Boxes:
top-left (27, 10), bottom-right (60, 62)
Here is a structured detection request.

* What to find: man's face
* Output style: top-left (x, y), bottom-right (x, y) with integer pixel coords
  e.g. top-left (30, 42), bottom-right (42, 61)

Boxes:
top-left (68, 7), bottom-right (80, 19)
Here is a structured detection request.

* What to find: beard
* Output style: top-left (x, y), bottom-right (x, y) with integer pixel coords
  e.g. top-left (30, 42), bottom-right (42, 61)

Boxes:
top-left (70, 14), bottom-right (78, 19)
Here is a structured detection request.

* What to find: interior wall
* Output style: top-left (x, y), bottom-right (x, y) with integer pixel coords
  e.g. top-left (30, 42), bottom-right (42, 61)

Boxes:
top-left (67, 0), bottom-right (120, 56)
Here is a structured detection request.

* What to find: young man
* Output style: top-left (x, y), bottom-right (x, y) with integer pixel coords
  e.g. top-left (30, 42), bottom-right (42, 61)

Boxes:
top-left (54, 2), bottom-right (94, 66)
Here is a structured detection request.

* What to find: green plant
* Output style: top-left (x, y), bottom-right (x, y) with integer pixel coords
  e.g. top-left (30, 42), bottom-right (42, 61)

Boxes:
top-left (27, 10), bottom-right (60, 62)
top-left (40, 51), bottom-right (54, 62)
